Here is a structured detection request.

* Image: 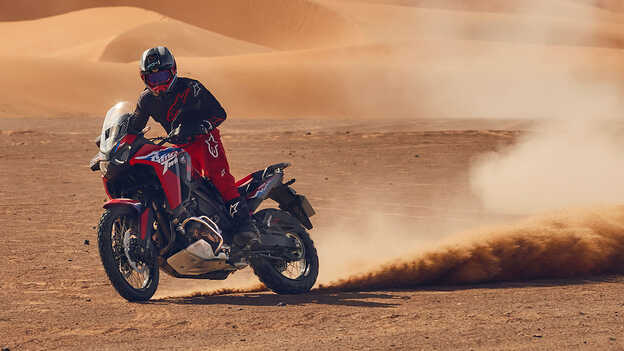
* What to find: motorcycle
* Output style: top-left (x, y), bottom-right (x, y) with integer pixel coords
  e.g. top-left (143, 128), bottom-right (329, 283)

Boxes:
top-left (89, 102), bottom-right (319, 301)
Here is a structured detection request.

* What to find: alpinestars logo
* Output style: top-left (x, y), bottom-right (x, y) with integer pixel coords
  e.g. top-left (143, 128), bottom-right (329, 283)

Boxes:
top-left (205, 134), bottom-right (219, 158)
top-left (229, 201), bottom-right (240, 217)
top-left (138, 150), bottom-right (179, 175)
top-left (191, 81), bottom-right (201, 97)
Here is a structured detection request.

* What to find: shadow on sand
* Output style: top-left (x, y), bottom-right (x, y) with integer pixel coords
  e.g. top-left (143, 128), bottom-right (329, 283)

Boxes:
top-left (152, 291), bottom-right (404, 308)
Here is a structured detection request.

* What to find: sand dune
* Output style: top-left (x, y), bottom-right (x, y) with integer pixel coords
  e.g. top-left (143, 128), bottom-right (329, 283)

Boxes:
top-left (0, 0), bottom-right (357, 50)
top-left (336, 0), bottom-right (624, 18)
top-left (99, 19), bottom-right (271, 63)
top-left (3, 37), bottom-right (624, 119)
top-left (2, 1), bottom-right (624, 118)
top-left (175, 39), bottom-right (624, 119)
top-left (0, 7), bottom-right (160, 59)
top-left (0, 7), bottom-right (271, 62)
top-left (324, 1), bottom-right (624, 49)
top-left (573, 0), bottom-right (624, 12)
top-left (0, 56), bottom-right (139, 118)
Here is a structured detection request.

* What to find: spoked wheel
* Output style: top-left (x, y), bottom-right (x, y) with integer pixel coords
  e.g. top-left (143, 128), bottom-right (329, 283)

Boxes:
top-left (250, 209), bottom-right (319, 294)
top-left (277, 232), bottom-right (311, 279)
top-left (97, 207), bottom-right (159, 301)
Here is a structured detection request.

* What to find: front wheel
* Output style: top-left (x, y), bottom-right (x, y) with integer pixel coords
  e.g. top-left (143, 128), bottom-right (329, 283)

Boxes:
top-left (250, 209), bottom-right (319, 294)
top-left (97, 207), bottom-right (159, 301)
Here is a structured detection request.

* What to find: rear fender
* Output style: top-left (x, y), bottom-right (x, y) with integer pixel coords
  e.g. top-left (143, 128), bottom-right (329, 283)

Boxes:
top-left (268, 184), bottom-right (315, 230)
top-left (103, 199), bottom-right (155, 240)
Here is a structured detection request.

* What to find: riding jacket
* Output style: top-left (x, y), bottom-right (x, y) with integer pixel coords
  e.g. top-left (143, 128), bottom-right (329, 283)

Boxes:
top-left (129, 77), bottom-right (226, 134)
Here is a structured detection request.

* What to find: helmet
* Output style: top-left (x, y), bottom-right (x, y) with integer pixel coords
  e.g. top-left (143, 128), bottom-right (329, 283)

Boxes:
top-left (139, 46), bottom-right (177, 94)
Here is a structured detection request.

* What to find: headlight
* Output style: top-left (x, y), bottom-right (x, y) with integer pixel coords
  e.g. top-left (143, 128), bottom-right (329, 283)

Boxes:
top-left (100, 161), bottom-right (110, 177)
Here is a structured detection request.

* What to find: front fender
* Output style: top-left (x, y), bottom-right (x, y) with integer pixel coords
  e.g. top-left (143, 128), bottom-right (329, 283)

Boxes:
top-left (103, 199), bottom-right (154, 240)
top-left (103, 198), bottom-right (143, 212)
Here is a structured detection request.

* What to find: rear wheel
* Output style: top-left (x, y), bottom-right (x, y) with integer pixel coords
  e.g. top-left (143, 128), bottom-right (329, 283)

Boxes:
top-left (97, 207), bottom-right (159, 301)
top-left (250, 209), bottom-right (319, 294)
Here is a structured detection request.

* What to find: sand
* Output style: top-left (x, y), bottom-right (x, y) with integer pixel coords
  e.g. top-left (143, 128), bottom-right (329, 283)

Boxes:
top-left (2, 1), bottom-right (624, 349)
top-left (2, 117), bottom-right (624, 350)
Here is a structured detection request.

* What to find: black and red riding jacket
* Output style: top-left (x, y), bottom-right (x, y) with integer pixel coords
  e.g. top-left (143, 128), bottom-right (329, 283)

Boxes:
top-left (129, 77), bottom-right (226, 134)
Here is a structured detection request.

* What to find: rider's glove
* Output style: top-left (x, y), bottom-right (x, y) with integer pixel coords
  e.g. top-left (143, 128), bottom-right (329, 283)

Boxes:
top-left (168, 119), bottom-right (213, 144)
top-left (168, 125), bottom-right (194, 145)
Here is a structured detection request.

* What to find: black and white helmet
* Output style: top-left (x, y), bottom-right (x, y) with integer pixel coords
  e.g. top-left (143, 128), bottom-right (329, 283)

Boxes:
top-left (139, 46), bottom-right (177, 94)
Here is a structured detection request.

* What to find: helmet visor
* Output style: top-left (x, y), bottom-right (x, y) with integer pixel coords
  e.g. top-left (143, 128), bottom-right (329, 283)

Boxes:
top-left (145, 70), bottom-right (173, 86)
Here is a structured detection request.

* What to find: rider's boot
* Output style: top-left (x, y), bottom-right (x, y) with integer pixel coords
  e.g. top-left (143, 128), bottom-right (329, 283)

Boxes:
top-left (225, 196), bottom-right (261, 250)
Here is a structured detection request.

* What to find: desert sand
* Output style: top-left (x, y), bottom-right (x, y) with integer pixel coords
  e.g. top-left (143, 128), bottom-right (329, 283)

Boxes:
top-left (2, 1), bottom-right (624, 350)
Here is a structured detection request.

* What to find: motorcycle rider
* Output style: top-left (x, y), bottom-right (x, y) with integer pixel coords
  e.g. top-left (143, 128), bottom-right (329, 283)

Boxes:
top-left (128, 46), bottom-right (259, 251)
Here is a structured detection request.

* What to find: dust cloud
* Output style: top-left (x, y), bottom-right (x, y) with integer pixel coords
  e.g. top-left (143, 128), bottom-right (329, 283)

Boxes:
top-left (463, 1), bottom-right (624, 214)
top-left (316, 2), bottom-right (624, 291)
top-left (471, 117), bottom-right (624, 215)
top-left (465, 3), bottom-right (624, 215)
top-left (320, 1), bottom-right (624, 291)
top-left (319, 206), bottom-right (624, 291)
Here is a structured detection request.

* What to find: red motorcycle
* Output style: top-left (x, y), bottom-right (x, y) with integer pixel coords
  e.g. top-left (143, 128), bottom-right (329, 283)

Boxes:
top-left (89, 102), bottom-right (318, 301)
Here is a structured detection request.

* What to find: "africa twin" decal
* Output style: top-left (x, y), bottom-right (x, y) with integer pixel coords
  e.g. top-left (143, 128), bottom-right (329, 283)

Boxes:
top-left (137, 149), bottom-right (180, 175)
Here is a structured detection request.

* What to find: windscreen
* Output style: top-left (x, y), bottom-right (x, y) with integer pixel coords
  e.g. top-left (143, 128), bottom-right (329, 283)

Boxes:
top-left (100, 102), bottom-right (133, 154)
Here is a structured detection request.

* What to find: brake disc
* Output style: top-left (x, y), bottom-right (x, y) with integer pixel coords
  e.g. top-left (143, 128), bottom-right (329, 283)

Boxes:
top-left (123, 229), bottom-right (147, 274)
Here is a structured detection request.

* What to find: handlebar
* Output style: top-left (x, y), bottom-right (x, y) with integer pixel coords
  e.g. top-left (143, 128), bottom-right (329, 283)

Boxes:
top-left (148, 133), bottom-right (182, 146)
top-left (148, 136), bottom-right (170, 146)
top-left (148, 129), bottom-right (202, 147)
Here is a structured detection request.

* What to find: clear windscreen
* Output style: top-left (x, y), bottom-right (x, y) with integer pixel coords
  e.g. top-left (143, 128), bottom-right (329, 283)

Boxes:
top-left (100, 102), bottom-right (133, 154)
